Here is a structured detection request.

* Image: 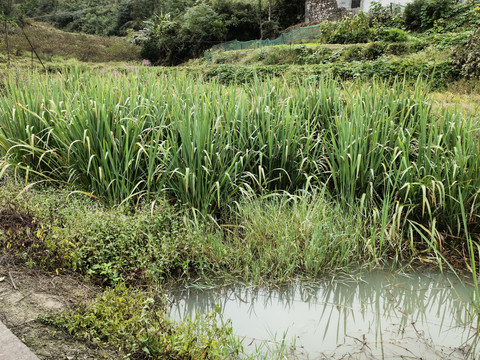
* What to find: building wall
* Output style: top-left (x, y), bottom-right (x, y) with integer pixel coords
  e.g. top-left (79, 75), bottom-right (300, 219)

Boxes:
top-left (361, 0), bottom-right (412, 11)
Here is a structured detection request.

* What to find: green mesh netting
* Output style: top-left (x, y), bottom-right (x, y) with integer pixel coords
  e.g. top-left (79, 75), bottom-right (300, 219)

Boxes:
top-left (210, 24), bottom-right (323, 52)
top-left (209, 3), bottom-right (407, 53)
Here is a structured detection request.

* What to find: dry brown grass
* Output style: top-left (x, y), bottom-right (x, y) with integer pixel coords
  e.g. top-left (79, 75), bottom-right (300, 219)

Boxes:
top-left (0, 21), bottom-right (140, 63)
top-left (431, 81), bottom-right (480, 119)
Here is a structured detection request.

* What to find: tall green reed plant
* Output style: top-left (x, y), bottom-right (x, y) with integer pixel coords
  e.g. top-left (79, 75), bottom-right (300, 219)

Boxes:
top-left (0, 68), bottom-right (479, 245)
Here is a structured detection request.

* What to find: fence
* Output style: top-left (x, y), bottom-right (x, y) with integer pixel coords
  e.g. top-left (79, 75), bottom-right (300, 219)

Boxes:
top-left (209, 3), bottom-right (407, 53)
top-left (210, 24), bottom-right (323, 52)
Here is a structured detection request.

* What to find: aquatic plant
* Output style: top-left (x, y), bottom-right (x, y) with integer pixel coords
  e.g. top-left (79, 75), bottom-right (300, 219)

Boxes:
top-left (0, 67), bottom-right (479, 269)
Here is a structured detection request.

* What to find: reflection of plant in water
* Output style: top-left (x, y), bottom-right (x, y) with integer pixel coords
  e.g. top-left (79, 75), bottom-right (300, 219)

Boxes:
top-left (171, 272), bottom-right (478, 358)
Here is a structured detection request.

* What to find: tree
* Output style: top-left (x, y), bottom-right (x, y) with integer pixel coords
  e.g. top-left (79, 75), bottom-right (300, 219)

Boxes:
top-left (1, 0), bottom-right (14, 66)
top-left (140, 4), bottom-right (226, 65)
top-left (181, 3), bottom-right (226, 43)
top-left (209, 0), bottom-right (259, 41)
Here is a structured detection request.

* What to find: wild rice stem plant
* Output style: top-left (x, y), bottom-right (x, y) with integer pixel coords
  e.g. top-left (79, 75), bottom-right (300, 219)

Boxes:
top-left (0, 68), bottom-right (479, 248)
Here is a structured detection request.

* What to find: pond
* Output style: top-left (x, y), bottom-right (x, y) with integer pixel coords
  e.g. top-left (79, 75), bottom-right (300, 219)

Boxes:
top-left (169, 270), bottom-right (479, 359)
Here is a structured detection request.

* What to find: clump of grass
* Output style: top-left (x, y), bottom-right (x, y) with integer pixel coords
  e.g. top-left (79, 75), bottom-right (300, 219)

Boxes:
top-left (0, 180), bottom-right (366, 284)
top-left (231, 190), bottom-right (370, 283)
top-left (40, 284), bottom-right (242, 359)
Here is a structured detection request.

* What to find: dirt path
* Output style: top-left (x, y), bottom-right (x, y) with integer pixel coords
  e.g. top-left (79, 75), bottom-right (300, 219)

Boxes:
top-left (0, 260), bottom-right (121, 360)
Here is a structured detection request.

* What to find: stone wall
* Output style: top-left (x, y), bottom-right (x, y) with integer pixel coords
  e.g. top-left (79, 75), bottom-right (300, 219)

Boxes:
top-left (305, 0), bottom-right (348, 22)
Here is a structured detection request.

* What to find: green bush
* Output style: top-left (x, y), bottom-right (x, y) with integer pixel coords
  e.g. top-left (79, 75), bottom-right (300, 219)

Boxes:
top-left (317, 12), bottom-right (407, 45)
top-left (453, 28), bottom-right (480, 78)
top-left (140, 5), bottom-right (226, 65)
top-left (404, 0), bottom-right (479, 32)
top-left (329, 12), bottom-right (375, 44)
top-left (385, 42), bottom-right (411, 55)
top-left (340, 45), bottom-right (364, 61)
top-left (375, 28), bottom-right (409, 42)
top-left (368, 1), bottom-right (404, 27)
top-left (41, 284), bottom-right (240, 359)
top-left (404, 0), bottom-right (453, 31)
top-left (363, 42), bottom-right (386, 60)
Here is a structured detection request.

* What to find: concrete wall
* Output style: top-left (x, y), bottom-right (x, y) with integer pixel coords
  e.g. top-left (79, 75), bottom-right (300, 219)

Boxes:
top-left (361, 0), bottom-right (412, 12)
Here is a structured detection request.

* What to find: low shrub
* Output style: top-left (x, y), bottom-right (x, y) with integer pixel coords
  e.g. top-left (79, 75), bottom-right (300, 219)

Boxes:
top-left (340, 45), bottom-right (365, 61)
top-left (453, 28), bottom-right (480, 78)
top-left (40, 284), bottom-right (240, 359)
top-left (363, 42), bottom-right (386, 60)
top-left (328, 12), bottom-right (375, 44)
top-left (375, 28), bottom-right (409, 42)
top-left (385, 42), bottom-right (411, 55)
top-left (423, 31), bottom-right (473, 50)
top-left (205, 60), bottom-right (459, 88)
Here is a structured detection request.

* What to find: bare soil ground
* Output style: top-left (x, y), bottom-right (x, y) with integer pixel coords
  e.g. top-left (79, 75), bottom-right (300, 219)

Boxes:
top-left (0, 260), bottom-right (121, 360)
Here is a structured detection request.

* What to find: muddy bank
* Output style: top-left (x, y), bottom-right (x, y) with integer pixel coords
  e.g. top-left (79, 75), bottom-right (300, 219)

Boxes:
top-left (0, 260), bottom-right (121, 360)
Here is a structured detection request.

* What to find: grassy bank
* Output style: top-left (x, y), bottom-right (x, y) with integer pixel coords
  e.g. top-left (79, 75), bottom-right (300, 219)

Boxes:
top-left (0, 177), bottom-right (368, 284)
top-left (0, 21), bottom-right (140, 65)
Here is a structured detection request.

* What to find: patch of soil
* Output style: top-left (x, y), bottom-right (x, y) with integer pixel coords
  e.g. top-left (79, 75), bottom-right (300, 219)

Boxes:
top-left (0, 260), bottom-right (122, 359)
top-left (0, 207), bottom-right (37, 233)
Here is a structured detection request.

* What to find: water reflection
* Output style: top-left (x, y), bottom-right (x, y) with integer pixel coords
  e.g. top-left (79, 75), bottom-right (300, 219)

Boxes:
top-left (169, 271), bottom-right (479, 359)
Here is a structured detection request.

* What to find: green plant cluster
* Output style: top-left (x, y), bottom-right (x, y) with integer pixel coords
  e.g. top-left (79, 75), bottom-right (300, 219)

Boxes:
top-left (419, 31), bottom-right (473, 50)
top-left (404, 0), bottom-right (480, 32)
top-left (316, 12), bottom-right (409, 44)
top-left (293, 42), bottom-right (423, 64)
top-left (40, 284), bottom-right (240, 359)
top-left (0, 182), bottom-right (221, 283)
top-left (139, 5), bottom-right (227, 65)
top-left (453, 28), bottom-right (480, 78)
top-left (205, 59), bottom-right (458, 88)
top-left (0, 177), bottom-right (367, 284)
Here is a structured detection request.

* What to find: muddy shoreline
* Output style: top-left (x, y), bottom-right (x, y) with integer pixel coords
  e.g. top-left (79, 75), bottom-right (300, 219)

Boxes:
top-left (0, 260), bottom-right (120, 360)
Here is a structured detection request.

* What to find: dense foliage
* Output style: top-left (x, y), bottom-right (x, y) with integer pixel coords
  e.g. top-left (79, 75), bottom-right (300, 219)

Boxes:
top-left (139, 5), bottom-right (228, 65)
top-left (41, 284), bottom-right (240, 359)
top-left (1, 70), bottom-right (478, 239)
top-left (403, 0), bottom-right (480, 32)
top-left (7, 0), bottom-right (304, 57)
top-left (453, 27), bottom-right (480, 78)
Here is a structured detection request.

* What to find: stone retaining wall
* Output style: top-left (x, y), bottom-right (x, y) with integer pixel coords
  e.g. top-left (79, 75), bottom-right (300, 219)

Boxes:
top-left (305, 0), bottom-right (348, 22)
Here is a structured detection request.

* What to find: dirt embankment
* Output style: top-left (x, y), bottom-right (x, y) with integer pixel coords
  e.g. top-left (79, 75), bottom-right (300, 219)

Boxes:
top-left (0, 205), bottom-right (120, 359)
top-left (0, 261), bottom-right (121, 360)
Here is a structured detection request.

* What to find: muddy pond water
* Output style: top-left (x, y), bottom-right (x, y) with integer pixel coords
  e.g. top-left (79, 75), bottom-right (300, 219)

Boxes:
top-left (169, 270), bottom-right (479, 359)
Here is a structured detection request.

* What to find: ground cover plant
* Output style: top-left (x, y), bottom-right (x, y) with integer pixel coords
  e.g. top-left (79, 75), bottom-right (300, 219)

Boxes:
top-left (40, 284), bottom-right (243, 359)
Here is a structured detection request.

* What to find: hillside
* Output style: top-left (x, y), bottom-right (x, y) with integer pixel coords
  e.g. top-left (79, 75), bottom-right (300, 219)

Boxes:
top-left (0, 21), bottom-right (140, 66)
